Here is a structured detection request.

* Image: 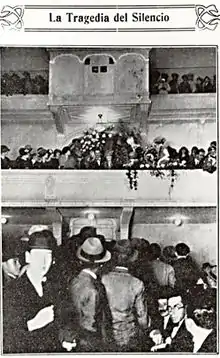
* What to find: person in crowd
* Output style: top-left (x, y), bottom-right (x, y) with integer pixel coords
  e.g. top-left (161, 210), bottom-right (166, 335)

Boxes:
top-left (2, 239), bottom-right (22, 287)
top-left (163, 290), bottom-right (194, 352)
top-left (172, 243), bottom-right (200, 293)
top-left (15, 147), bottom-right (33, 169)
top-left (102, 240), bottom-right (148, 352)
top-left (30, 152), bottom-right (42, 169)
top-left (178, 146), bottom-right (190, 168)
top-left (157, 73), bottom-right (171, 94)
top-left (59, 146), bottom-right (76, 169)
top-left (194, 148), bottom-right (206, 168)
top-left (149, 243), bottom-right (176, 288)
top-left (153, 137), bottom-right (170, 167)
top-left (3, 230), bottom-right (63, 353)
top-left (185, 288), bottom-right (217, 352)
top-left (22, 71), bottom-right (33, 95)
top-left (203, 142), bottom-right (217, 173)
top-left (178, 75), bottom-right (192, 94)
top-left (69, 235), bottom-right (112, 352)
top-left (203, 76), bottom-right (213, 93)
top-left (1, 145), bottom-right (11, 169)
top-left (212, 74), bottom-right (216, 92)
top-left (188, 146), bottom-right (199, 168)
top-left (187, 73), bottom-right (196, 93)
top-left (50, 149), bottom-right (62, 169)
top-left (168, 73), bottom-right (179, 94)
top-left (195, 77), bottom-right (204, 93)
top-left (201, 262), bottom-right (217, 289)
top-left (162, 246), bottom-right (177, 265)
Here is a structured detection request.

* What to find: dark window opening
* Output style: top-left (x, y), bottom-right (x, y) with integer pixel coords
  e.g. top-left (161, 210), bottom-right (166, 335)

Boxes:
top-left (84, 58), bottom-right (90, 65)
top-left (92, 66), bottom-right (99, 73)
top-left (100, 66), bottom-right (107, 73)
top-left (109, 57), bottom-right (114, 64)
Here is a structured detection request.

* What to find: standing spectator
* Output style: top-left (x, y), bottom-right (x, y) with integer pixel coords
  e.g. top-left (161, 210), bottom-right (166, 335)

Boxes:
top-left (157, 73), bottom-right (171, 94)
top-left (69, 236), bottom-right (112, 352)
top-left (1, 145), bottom-right (11, 169)
top-left (178, 75), bottom-right (192, 94)
top-left (169, 73), bottom-right (179, 94)
top-left (203, 76), bottom-right (213, 93)
top-left (50, 149), bottom-right (62, 169)
top-left (172, 243), bottom-right (200, 293)
top-left (188, 146), bottom-right (199, 168)
top-left (178, 146), bottom-right (190, 168)
top-left (149, 243), bottom-right (176, 288)
top-left (3, 230), bottom-right (61, 353)
top-left (15, 147), bottom-right (33, 169)
top-left (195, 77), bottom-right (204, 93)
top-left (102, 240), bottom-right (148, 352)
top-left (187, 73), bottom-right (196, 93)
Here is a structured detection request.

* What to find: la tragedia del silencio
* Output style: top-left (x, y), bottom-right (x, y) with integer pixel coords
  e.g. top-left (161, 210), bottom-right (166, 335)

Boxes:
top-left (49, 12), bottom-right (170, 24)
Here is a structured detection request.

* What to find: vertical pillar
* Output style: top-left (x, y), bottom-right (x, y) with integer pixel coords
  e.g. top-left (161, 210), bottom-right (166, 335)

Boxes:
top-left (120, 207), bottom-right (134, 240)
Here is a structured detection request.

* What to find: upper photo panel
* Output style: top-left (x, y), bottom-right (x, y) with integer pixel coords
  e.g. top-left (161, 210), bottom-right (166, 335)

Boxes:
top-left (1, 46), bottom-right (217, 173)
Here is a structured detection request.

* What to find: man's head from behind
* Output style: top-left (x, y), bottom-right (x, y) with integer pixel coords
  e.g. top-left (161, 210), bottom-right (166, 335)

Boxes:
top-left (2, 240), bottom-right (22, 278)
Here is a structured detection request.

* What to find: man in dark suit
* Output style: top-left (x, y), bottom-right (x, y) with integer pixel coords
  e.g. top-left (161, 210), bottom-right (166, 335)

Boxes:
top-left (163, 290), bottom-right (194, 352)
top-left (68, 235), bottom-right (112, 352)
top-left (3, 230), bottom-right (62, 353)
top-left (1, 145), bottom-right (11, 169)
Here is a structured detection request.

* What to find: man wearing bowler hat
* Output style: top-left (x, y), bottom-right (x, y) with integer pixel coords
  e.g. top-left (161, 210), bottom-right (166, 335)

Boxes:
top-left (102, 240), bottom-right (148, 352)
top-left (69, 235), bottom-right (112, 352)
top-left (3, 230), bottom-right (61, 353)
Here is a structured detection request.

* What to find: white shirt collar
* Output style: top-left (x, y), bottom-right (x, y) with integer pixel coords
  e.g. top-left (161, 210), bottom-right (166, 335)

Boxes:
top-left (82, 268), bottom-right (97, 280)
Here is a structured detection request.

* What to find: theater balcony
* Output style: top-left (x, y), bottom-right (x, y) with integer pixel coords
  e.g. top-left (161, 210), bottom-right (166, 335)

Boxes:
top-left (1, 169), bottom-right (217, 207)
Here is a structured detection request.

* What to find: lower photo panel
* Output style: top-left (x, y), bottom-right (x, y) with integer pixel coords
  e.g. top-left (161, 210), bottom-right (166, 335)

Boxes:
top-left (1, 206), bottom-right (217, 353)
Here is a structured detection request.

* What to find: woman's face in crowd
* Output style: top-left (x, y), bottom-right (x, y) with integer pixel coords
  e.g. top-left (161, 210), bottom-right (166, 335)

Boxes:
top-left (27, 249), bottom-right (52, 277)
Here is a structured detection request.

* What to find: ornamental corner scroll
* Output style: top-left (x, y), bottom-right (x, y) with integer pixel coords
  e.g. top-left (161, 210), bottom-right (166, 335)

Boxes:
top-left (195, 4), bottom-right (220, 30)
top-left (0, 5), bottom-right (24, 31)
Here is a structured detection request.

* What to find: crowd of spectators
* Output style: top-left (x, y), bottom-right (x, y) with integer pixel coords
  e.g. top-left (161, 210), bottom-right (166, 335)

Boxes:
top-left (150, 72), bottom-right (216, 95)
top-left (1, 138), bottom-right (217, 173)
top-left (2, 225), bottom-right (217, 353)
top-left (1, 71), bottom-right (48, 95)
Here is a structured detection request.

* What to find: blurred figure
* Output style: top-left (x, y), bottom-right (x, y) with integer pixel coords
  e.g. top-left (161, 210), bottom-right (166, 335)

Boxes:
top-left (15, 147), bottom-right (33, 169)
top-left (168, 73), bottom-right (179, 94)
top-left (195, 77), bottom-right (204, 93)
top-left (203, 76), bottom-right (213, 93)
top-left (188, 146), bottom-right (199, 168)
top-left (172, 243), bottom-right (200, 293)
top-left (178, 146), bottom-right (190, 168)
top-left (162, 246), bottom-right (177, 265)
top-left (186, 289), bottom-right (217, 352)
top-left (1, 145), bottom-right (11, 169)
top-left (187, 73), bottom-right (196, 93)
top-left (2, 239), bottom-right (22, 287)
top-left (157, 73), bottom-right (170, 94)
top-left (149, 243), bottom-right (176, 288)
top-left (178, 75), bottom-right (192, 93)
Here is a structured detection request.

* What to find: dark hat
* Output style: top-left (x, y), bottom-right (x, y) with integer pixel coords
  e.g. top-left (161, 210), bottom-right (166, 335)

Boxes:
top-left (171, 73), bottom-right (179, 78)
top-left (153, 136), bottom-right (166, 145)
top-left (37, 148), bottom-right (47, 157)
top-left (1, 145), bottom-right (10, 154)
top-left (19, 147), bottom-right (31, 156)
top-left (24, 144), bottom-right (33, 152)
top-left (113, 240), bottom-right (138, 264)
top-left (161, 73), bottom-right (168, 81)
top-left (196, 76), bottom-right (203, 82)
top-left (28, 230), bottom-right (57, 251)
top-left (210, 141), bottom-right (216, 149)
top-left (76, 236), bottom-right (111, 263)
top-left (182, 74), bottom-right (188, 81)
top-left (73, 226), bottom-right (98, 247)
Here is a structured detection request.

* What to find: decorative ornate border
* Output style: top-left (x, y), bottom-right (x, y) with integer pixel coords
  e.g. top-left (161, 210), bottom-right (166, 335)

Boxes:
top-left (195, 4), bottom-right (220, 30)
top-left (0, 5), bottom-right (24, 31)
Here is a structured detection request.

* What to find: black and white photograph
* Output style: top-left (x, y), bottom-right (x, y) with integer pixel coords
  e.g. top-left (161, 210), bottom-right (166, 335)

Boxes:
top-left (1, 45), bottom-right (218, 354)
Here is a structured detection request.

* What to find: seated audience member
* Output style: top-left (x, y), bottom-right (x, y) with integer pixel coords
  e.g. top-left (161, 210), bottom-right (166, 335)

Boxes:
top-left (178, 146), bottom-right (190, 168)
top-left (3, 230), bottom-right (62, 353)
top-left (102, 240), bottom-right (148, 352)
top-left (212, 74), bottom-right (216, 92)
top-left (195, 77), bottom-right (204, 93)
top-left (203, 142), bottom-right (217, 173)
top-left (50, 149), bottom-right (62, 169)
top-left (203, 76), bottom-right (213, 93)
top-left (187, 73), bottom-right (196, 93)
top-left (2, 239), bottom-right (22, 287)
top-left (15, 147), bottom-right (33, 169)
top-left (172, 243), bottom-right (200, 293)
top-left (194, 148), bottom-right (206, 168)
top-left (185, 289), bottom-right (217, 352)
top-left (1, 145), bottom-right (11, 169)
top-left (59, 146), bottom-right (76, 169)
top-left (162, 246), bottom-right (177, 265)
top-left (69, 236), bottom-right (112, 352)
top-left (178, 75), bottom-right (192, 94)
top-left (188, 146), bottom-right (199, 168)
top-left (168, 73), bottom-right (179, 94)
top-left (157, 73), bottom-right (171, 94)
top-left (149, 243), bottom-right (176, 288)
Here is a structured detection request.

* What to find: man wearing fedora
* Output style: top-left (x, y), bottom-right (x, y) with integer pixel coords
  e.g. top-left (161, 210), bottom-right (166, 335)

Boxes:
top-left (3, 230), bottom-right (62, 353)
top-left (102, 240), bottom-right (148, 352)
top-left (69, 235), bottom-right (112, 352)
